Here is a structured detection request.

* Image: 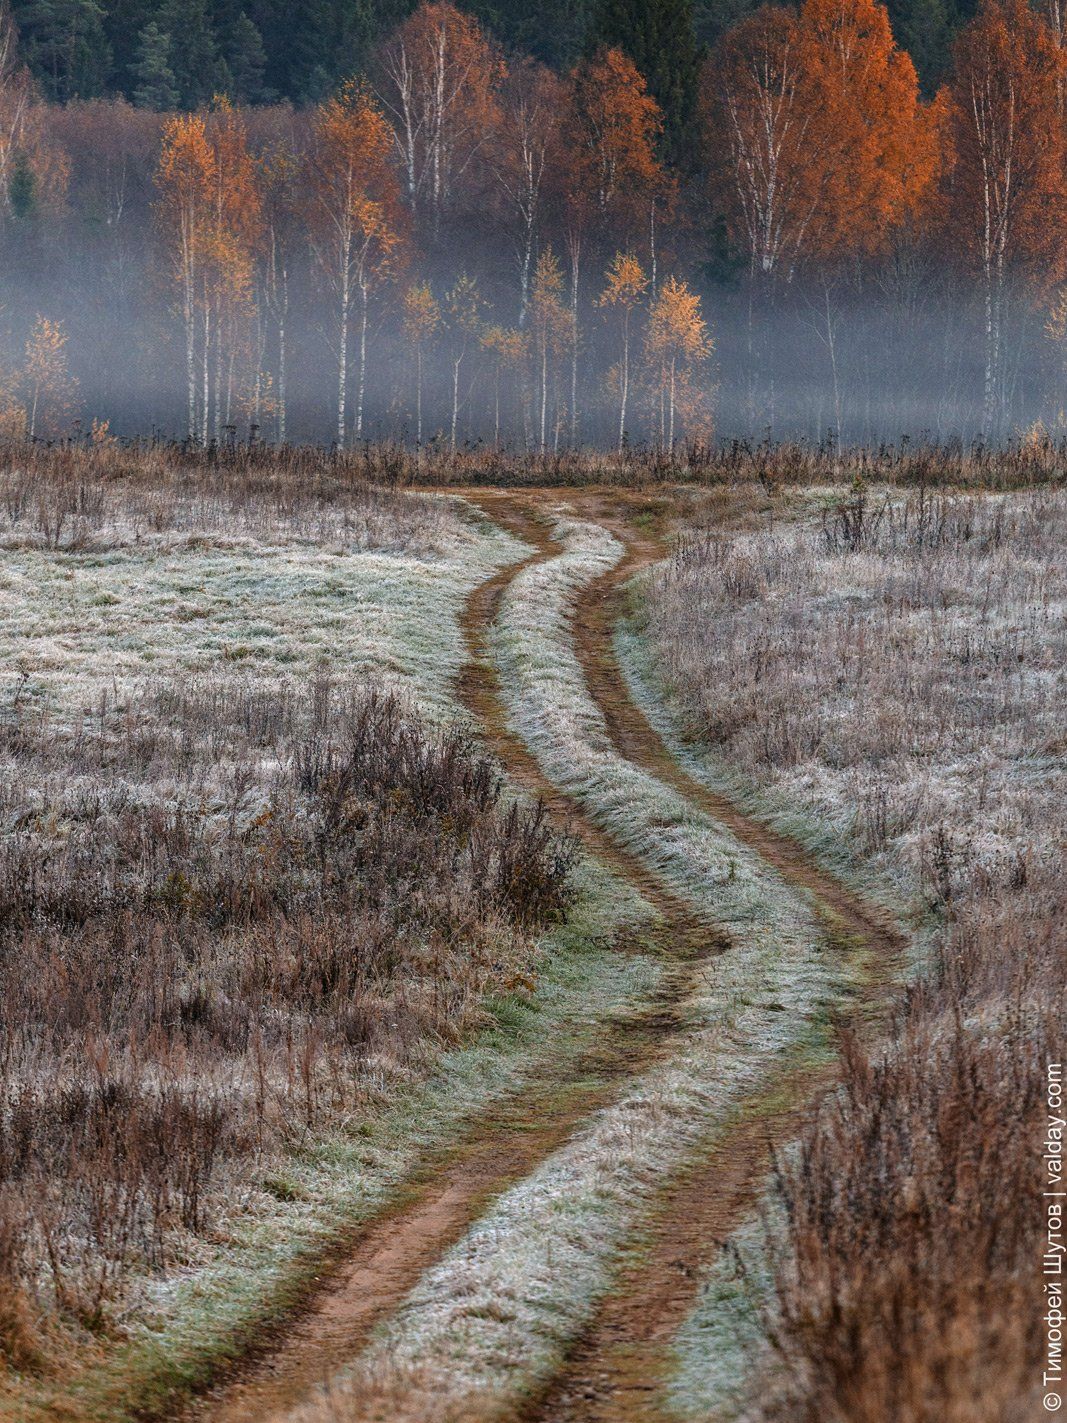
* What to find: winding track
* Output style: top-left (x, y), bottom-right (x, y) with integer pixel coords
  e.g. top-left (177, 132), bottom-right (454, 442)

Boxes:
top-left (464, 493), bottom-right (902, 1423)
top-left (184, 497), bottom-right (721, 1423)
top-left (182, 489), bottom-right (903, 1423)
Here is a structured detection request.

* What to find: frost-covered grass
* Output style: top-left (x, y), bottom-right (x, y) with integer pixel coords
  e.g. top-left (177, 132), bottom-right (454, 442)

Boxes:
top-left (11, 858), bottom-right (662, 1423)
top-left (639, 487), bottom-right (1066, 912)
top-left (639, 487), bottom-right (1067, 1422)
top-left (0, 474), bottom-right (611, 1399)
top-left (288, 515), bottom-right (853, 1421)
top-left (0, 483), bottom-right (521, 725)
top-left (667, 1204), bottom-right (777, 1422)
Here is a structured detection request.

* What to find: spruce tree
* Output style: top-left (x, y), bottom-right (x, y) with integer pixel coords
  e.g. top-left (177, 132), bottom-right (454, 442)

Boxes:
top-left (227, 11), bottom-right (267, 102)
top-left (12, 0), bottom-right (113, 100)
top-left (8, 152), bottom-right (37, 220)
top-left (132, 21), bottom-right (179, 108)
top-left (587, 0), bottom-right (701, 166)
top-left (161, 0), bottom-right (227, 106)
top-left (886, 0), bottom-right (955, 91)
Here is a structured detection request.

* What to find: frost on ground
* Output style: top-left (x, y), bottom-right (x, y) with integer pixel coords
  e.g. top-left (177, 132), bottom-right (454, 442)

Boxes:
top-left (639, 487), bottom-right (1066, 910)
top-left (0, 469), bottom-right (597, 1388)
top-left (292, 515), bottom-right (849, 1423)
top-left (0, 470), bottom-right (522, 723)
top-left (640, 488), bottom-right (1067, 1422)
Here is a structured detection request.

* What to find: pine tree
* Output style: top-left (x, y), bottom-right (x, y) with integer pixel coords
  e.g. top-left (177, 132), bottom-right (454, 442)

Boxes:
top-left (227, 11), bottom-right (266, 102)
top-left (8, 152), bottom-right (37, 220)
top-left (132, 21), bottom-right (179, 108)
top-left (12, 0), bottom-right (113, 100)
top-left (586, 0), bottom-right (701, 165)
top-left (161, 0), bottom-right (226, 106)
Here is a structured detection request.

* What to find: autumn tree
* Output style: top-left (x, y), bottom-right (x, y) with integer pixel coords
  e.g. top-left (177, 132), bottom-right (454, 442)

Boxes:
top-left (598, 251), bottom-right (648, 446)
top-left (0, 8), bottom-right (68, 223)
top-left (481, 323), bottom-right (526, 445)
top-left (259, 133), bottom-right (301, 443)
top-left (156, 112), bottom-right (215, 442)
top-left (707, 0), bottom-right (941, 279)
top-left (308, 80), bottom-right (404, 447)
top-left (795, 0), bottom-right (941, 263)
top-left (376, 1), bottom-right (503, 238)
top-left (402, 279), bottom-right (439, 446)
top-left (645, 275), bottom-right (711, 448)
top-left (23, 315), bottom-right (77, 436)
top-left (945, 0), bottom-right (1067, 433)
top-left (491, 58), bottom-right (563, 324)
top-left (587, 0), bottom-right (701, 165)
top-left (529, 246), bottom-right (569, 450)
top-left (705, 8), bottom-right (811, 282)
top-left (442, 272), bottom-right (486, 451)
top-left (204, 98), bottom-right (262, 442)
top-left (559, 48), bottom-right (665, 438)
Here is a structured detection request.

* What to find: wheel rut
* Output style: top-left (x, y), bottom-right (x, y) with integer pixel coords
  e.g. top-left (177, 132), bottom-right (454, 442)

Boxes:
top-left (178, 497), bottom-right (721, 1423)
top-left (173, 488), bottom-right (902, 1423)
top-left (460, 491), bottom-right (904, 1423)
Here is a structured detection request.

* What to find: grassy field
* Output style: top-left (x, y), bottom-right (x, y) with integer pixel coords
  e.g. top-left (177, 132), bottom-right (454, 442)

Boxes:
top-left (0, 453), bottom-right (594, 1395)
top-left (0, 444), bottom-right (1061, 1423)
top-left (636, 484), bottom-right (1066, 1421)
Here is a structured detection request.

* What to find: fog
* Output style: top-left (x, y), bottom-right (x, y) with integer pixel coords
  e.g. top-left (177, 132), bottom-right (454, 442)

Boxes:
top-left (1, 103), bottom-right (1055, 451)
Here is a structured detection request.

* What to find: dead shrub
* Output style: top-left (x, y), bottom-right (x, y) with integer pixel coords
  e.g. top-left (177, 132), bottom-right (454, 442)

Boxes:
top-left (0, 674), bottom-right (575, 1348)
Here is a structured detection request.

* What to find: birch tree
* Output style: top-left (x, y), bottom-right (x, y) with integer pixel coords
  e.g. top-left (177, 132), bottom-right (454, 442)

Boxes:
top-left (308, 81), bottom-right (404, 447)
top-left (946, 0), bottom-right (1067, 434)
top-left (376, 1), bottom-right (503, 238)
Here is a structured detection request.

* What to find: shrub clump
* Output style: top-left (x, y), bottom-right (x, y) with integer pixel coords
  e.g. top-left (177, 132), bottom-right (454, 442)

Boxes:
top-left (0, 675), bottom-right (575, 1356)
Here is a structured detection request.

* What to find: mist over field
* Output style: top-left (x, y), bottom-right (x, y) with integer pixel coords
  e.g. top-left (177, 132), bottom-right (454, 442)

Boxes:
top-left (0, 191), bottom-right (1025, 446)
top-left (0, 0), bottom-right (1064, 449)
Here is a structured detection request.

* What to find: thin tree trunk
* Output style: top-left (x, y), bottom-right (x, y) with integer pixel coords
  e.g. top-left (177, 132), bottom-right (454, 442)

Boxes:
top-left (277, 299), bottom-right (287, 445)
top-left (539, 336), bottom-right (548, 452)
top-left (201, 304), bottom-right (211, 446)
top-left (649, 196), bottom-right (658, 300)
top-left (618, 315), bottom-right (630, 450)
top-left (569, 255), bottom-right (579, 444)
top-left (824, 283), bottom-right (842, 451)
top-left (213, 308), bottom-right (223, 443)
top-left (185, 268), bottom-right (196, 443)
top-left (356, 282), bottom-right (368, 440)
top-left (415, 344), bottom-right (423, 447)
top-left (451, 356), bottom-right (461, 452)
top-left (337, 270), bottom-right (349, 448)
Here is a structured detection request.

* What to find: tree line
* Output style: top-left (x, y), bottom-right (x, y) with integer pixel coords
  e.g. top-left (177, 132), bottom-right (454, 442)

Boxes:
top-left (1, 0), bottom-right (1066, 447)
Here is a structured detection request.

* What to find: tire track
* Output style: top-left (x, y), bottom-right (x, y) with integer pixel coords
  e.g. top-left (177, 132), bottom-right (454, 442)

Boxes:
top-left (179, 502), bottom-right (722, 1423)
top-left (458, 492), bottom-right (904, 1423)
top-left (180, 490), bottom-right (901, 1423)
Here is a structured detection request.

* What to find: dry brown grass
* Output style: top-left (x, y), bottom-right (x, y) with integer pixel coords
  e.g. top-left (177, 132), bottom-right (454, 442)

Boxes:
top-left (2, 432), bottom-right (1065, 501)
top-left (643, 486), bottom-right (1066, 1421)
top-left (0, 673), bottom-right (575, 1364)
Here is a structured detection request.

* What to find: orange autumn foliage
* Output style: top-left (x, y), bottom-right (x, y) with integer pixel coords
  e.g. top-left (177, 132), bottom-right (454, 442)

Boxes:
top-left (377, 1), bottom-right (503, 233)
top-left (309, 81), bottom-right (405, 444)
top-left (943, 0), bottom-right (1067, 295)
top-left (707, 0), bottom-right (942, 276)
top-left (796, 0), bottom-right (941, 259)
top-left (565, 48), bottom-right (665, 242)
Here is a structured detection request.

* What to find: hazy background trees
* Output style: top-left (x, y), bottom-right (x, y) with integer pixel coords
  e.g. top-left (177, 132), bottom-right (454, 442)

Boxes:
top-left (0, 0), bottom-right (1066, 446)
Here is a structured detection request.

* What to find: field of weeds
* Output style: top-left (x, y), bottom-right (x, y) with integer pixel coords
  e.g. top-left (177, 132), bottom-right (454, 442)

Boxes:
top-left (5, 432), bottom-right (1067, 498)
top-left (641, 485), bottom-right (1066, 1420)
top-left (0, 455), bottom-right (577, 1371)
